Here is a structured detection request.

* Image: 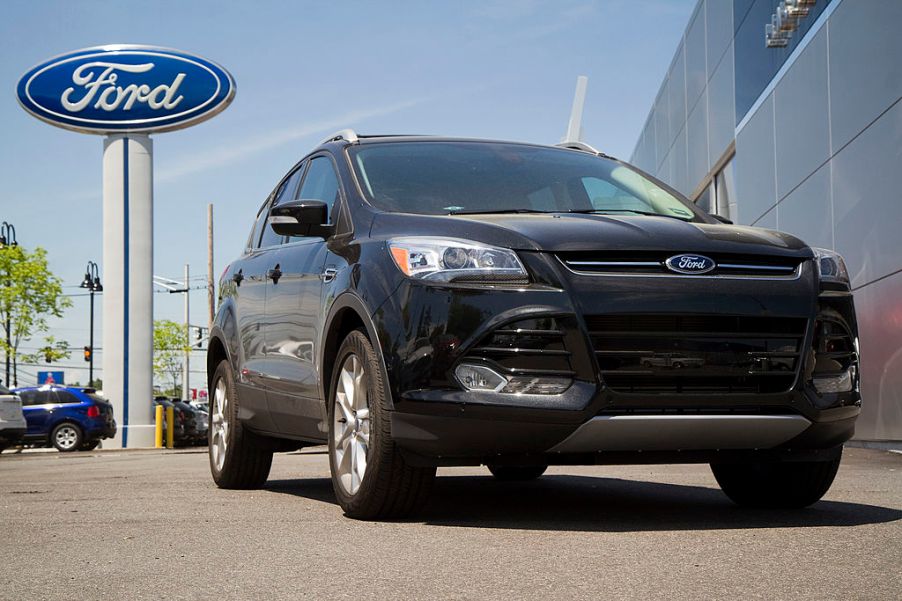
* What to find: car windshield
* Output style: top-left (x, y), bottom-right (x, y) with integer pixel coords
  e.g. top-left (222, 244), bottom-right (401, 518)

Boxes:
top-left (349, 141), bottom-right (699, 221)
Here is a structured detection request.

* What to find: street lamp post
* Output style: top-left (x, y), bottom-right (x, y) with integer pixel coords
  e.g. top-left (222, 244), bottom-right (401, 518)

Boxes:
top-left (1, 221), bottom-right (17, 387)
top-left (80, 261), bottom-right (103, 388)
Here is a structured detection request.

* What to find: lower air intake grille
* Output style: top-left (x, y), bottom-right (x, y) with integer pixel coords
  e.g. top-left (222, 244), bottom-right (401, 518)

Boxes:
top-left (585, 314), bottom-right (808, 394)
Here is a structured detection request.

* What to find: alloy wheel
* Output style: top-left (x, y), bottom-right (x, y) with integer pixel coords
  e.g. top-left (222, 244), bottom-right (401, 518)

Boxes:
top-left (55, 425), bottom-right (78, 451)
top-left (210, 378), bottom-right (229, 472)
top-left (332, 354), bottom-right (371, 495)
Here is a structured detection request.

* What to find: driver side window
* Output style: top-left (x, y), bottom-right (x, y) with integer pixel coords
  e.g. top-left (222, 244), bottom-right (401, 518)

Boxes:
top-left (259, 163), bottom-right (306, 248)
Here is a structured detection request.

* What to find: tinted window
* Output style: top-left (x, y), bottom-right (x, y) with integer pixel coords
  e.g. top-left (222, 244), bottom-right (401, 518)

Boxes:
top-left (259, 165), bottom-right (306, 248)
top-left (274, 165), bottom-right (305, 206)
top-left (55, 390), bottom-right (81, 404)
top-left (247, 206), bottom-right (267, 250)
top-left (351, 142), bottom-right (699, 220)
top-left (298, 157), bottom-right (340, 221)
top-left (19, 390), bottom-right (54, 406)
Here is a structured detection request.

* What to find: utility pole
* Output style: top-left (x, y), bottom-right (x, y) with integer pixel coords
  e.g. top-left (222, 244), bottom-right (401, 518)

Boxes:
top-left (207, 203), bottom-right (214, 331)
top-left (183, 263), bottom-right (190, 401)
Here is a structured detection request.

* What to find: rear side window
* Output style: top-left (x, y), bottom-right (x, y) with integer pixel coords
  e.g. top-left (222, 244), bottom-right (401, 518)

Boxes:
top-left (298, 157), bottom-right (340, 221)
top-left (55, 390), bottom-right (81, 404)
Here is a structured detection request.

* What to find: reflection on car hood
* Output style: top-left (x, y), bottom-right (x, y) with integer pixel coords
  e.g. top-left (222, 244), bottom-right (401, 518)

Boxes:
top-left (371, 212), bottom-right (812, 257)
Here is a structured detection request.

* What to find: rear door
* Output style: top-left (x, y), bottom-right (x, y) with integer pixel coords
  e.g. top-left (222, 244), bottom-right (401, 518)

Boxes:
top-left (19, 389), bottom-right (58, 436)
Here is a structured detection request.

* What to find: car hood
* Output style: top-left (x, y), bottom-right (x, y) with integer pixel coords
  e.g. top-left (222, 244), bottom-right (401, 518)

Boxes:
top-left (369, 212), bottom-right (812, 258)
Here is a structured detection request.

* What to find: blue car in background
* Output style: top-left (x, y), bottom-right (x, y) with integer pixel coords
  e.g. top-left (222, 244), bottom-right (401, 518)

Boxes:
top-left (14, 386), bottom-right (116, 452)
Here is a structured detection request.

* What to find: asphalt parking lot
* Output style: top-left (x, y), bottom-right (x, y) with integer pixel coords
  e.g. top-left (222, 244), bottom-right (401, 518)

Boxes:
top-left (1, 447), bottom-right (900, 601)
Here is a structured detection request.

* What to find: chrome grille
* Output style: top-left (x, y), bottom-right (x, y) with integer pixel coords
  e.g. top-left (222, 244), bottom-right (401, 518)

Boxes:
top-left (559, 251), bottom-right (803, 278)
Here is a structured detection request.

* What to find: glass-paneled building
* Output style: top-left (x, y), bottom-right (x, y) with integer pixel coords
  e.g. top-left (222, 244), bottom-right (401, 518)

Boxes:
top-left (629, 0), bottom-right (902, 442)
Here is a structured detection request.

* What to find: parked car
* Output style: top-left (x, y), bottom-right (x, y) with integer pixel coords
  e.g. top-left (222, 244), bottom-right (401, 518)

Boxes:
top-left (15, 386), bottom-right (116, 452)
top-left (0, 383), bottom-right (27, 452)
top-left (206, 132), bottom-right (859, 519)
top-left (170, 398), bottom-right (202, 445)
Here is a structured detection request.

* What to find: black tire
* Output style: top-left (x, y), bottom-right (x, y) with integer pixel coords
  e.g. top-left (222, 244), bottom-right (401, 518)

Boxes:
top-left (328, 329), bottom-right (436, 520)
top-left (50, 422), bottom-right (83, 452)
top-left (80, 440), bottom-right (101, 451)
top-left (487, 465), bottom-right (548, 481)
top-left (711, 452), bottom-right (842, 508)
top-left (209, 359), bottom-right (273, 489)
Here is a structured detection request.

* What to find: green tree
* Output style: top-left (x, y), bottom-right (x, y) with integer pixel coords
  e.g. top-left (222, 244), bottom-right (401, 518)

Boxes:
top-left (153, 319), bottom-right (189, 396)
top-left (0, 245), bottom-right (72, 387)
top-left (22, 335), bottom-right (71, 366)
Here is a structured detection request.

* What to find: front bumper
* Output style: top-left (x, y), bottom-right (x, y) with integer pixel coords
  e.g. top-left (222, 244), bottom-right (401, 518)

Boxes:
top-left (375, 252), bottom-right (860, 463)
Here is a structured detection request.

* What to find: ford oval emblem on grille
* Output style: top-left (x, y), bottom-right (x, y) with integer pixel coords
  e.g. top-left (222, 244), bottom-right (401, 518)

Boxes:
top-left (665, 254), bottom-right (716, 275)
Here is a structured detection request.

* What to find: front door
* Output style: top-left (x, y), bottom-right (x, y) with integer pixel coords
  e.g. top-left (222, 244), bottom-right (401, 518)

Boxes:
top-left (262, 155), bottom-right (342, 440)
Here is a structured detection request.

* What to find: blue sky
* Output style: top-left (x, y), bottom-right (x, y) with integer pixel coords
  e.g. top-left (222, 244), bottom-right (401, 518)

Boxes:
top-left (0, 0), bottom-right (694, 388)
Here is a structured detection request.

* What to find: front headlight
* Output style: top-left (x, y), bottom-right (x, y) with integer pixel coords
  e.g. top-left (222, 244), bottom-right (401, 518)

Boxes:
top-left (812, 247), bottom-right (850, 286)
top-left (388, 237), bottom-right (528, 283)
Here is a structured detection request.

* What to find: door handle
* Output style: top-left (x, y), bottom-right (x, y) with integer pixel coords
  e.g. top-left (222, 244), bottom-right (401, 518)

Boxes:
top-left (321, 268), bottom-right (338, 283)
top-left (266, 265), bottom-right (282, 283)
top-left (232, 270), bottom-right (244, 285)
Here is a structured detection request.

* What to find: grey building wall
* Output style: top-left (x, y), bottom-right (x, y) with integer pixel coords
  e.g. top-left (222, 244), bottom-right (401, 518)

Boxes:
top-left (629, 0), bottom-right (902, 441)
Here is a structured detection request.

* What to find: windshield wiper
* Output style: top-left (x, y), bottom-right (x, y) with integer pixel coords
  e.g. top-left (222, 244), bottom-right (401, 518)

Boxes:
top-left (566, 208), bottom-right (694, 221)
top-left (448, 208), bottom-right (550, 215)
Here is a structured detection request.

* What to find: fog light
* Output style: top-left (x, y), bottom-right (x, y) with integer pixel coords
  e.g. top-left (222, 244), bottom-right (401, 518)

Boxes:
top-left (454, 363), bottom-right (571, 395)
top-left (501, 376), bottom-right (572, 395)
top-left (812, 367), bottom-right (855, 394)
top-left (455, 364), bottom-right (507, 392)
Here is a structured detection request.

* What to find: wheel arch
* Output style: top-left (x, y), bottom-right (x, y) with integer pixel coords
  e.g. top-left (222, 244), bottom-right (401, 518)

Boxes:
top-left (320, 293), bottom-right (392, 409)
top-left (207, 300), bottom-right (240, 390)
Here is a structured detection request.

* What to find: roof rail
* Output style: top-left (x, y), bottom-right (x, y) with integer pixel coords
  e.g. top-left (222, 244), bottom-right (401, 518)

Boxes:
top-left (321, 129), bottom-right (359, 145)
top-left (555, 141), bottom-right (601, 154)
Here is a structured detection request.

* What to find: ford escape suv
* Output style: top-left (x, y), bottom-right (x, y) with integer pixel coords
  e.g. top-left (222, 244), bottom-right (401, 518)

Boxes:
top-left (207, 131), bottom-right (860, 519)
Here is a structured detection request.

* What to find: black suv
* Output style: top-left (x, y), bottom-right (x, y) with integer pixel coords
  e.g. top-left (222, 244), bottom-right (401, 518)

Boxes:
top-left (207, 131), bottom-right (860, 519)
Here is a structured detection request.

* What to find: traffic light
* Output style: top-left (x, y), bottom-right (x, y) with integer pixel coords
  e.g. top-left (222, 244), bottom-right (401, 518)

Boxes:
top-left (84, 346), bottom-right (92, 362)
top-left (44, 347), bottom-right (52, 363)
top-left (195, 327), bottom-right (204, 349)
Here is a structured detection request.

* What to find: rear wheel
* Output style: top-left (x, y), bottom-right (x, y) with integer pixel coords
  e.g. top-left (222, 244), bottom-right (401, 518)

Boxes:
top-left (209, 360), bottom-right (273, 489)
top-left (711, 452), bottom-right (842, 508)
top-left (487, 465), bottom-right (548, 481)
top-left (51, 423), bottom-right (83, 452)
top-left (328, 330), bottom-right (435, 520)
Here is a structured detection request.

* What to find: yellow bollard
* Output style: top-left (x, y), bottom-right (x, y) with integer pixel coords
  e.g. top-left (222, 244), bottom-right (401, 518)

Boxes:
top-left (166, 405), bottom-right (175, 449)
top-left (154, 405), bottom-right (163, 448)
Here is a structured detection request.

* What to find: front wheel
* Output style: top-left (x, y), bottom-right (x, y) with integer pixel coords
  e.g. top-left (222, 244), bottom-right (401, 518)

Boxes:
top-left (711, 452), bottom-right (842, 508)
top-left (209, 360), bottom-right (273, 489)
top-left (328, 330), bottom-right (436, 520)
top-left (51, 423), bottom-right (83, 452)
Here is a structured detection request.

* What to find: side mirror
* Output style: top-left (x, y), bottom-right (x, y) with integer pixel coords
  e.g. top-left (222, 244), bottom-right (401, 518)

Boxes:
top-left (712, 214), bottom-right (733, 225)
top-left (269, 200), bottom-right (334, 238)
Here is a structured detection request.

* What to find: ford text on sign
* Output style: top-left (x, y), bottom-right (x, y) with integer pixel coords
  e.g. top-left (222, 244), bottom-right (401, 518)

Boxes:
top-left (16, 45), bottom-right (235, 134)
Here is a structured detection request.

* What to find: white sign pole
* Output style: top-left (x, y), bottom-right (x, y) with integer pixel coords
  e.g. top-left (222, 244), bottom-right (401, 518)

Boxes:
top-left (102, 134), bottom-right (155, 448)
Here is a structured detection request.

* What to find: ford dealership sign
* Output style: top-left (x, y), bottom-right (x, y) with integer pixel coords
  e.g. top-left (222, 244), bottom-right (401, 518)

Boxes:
top-left (16, 45), bottom-right (235, 134)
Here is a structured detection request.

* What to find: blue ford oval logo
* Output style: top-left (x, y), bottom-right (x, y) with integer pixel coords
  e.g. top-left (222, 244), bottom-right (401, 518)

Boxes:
top-left (665, 254), bottom-right (716, 274)
top-left (16, 45), bottom-right (235, 134)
